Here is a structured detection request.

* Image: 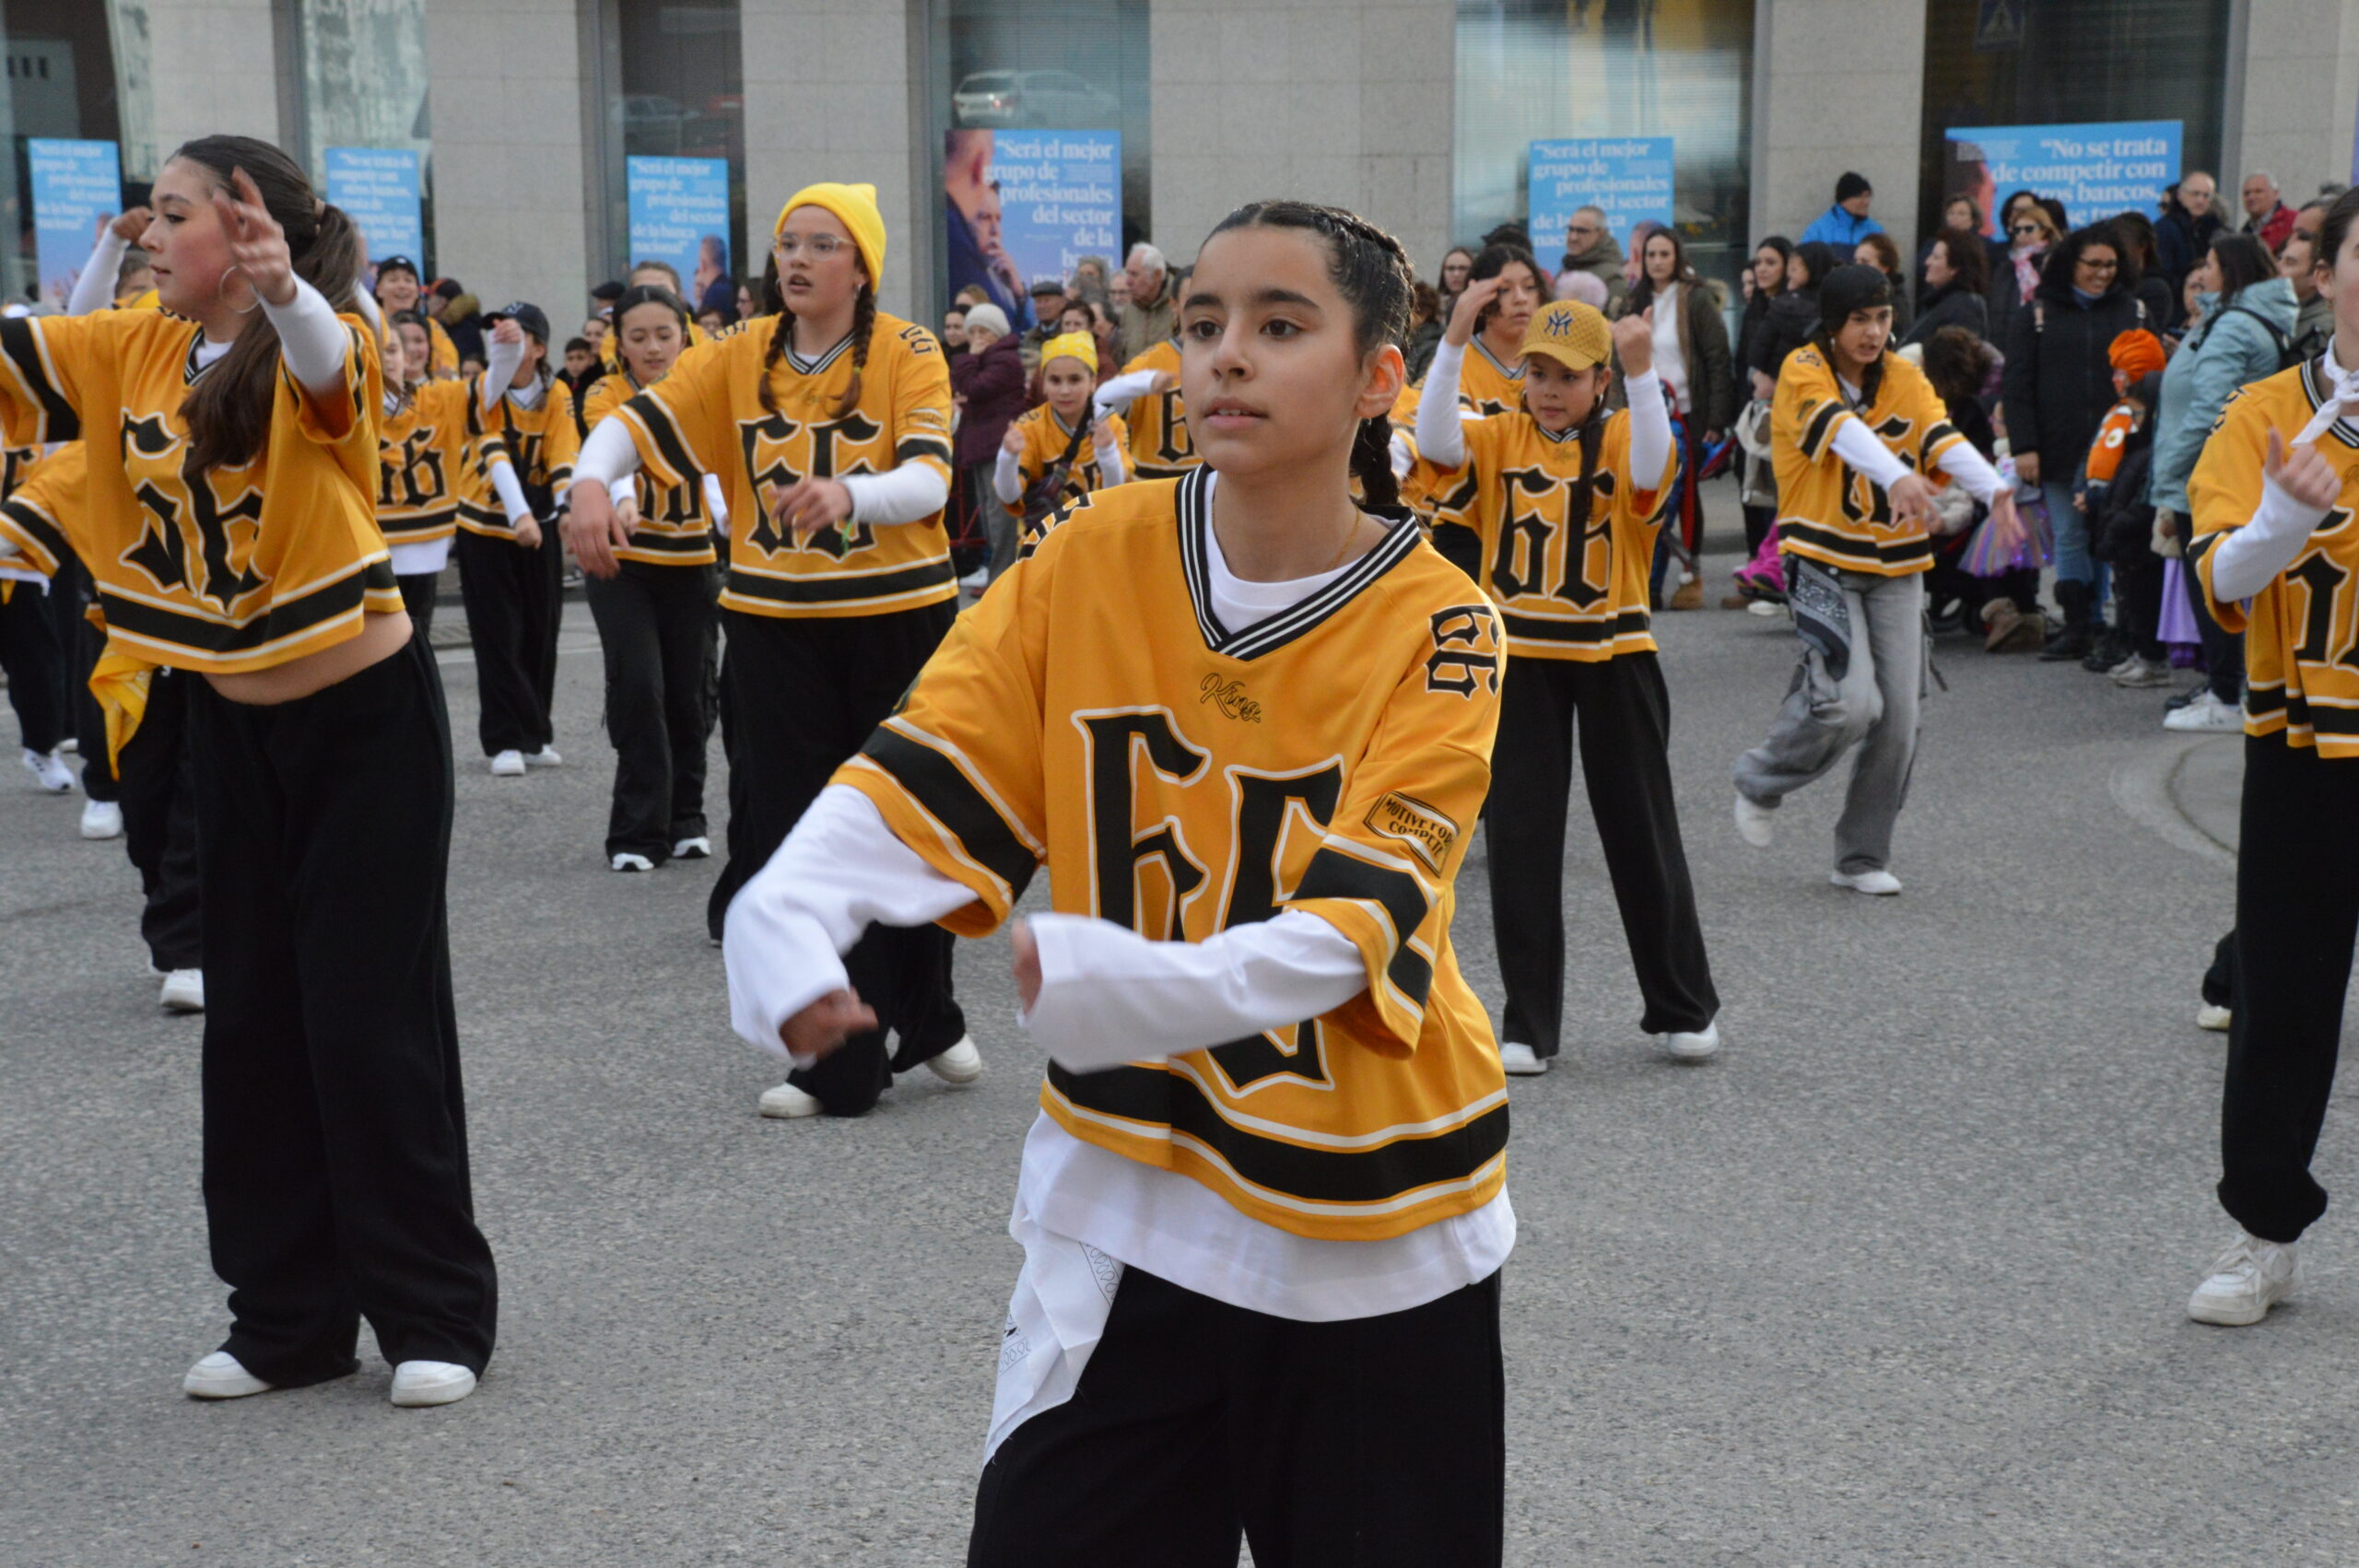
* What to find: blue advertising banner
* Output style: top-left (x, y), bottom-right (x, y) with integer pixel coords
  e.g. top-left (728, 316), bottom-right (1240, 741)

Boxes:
top-left (324, 147), bottom-right (425, 268)
top-left (28, 138), bottom-right (121, 308)
top-left (627, 156), bottom-right (732, 308)
top-left (1942, 121), bottom-right (2181, 237)
top-left (946, 129), bottom-right (1121, 334)
top-left (1528, 136), bottom-right (1675, 256)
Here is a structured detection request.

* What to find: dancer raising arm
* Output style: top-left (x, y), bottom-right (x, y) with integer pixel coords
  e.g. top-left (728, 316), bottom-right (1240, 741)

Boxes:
top-left (993, 329), bottom-right (1126, 560)
top-left (726, 199), bottom-right (1512, 1565)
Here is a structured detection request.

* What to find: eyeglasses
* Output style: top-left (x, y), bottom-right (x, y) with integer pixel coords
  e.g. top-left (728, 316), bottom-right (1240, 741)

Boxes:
top-left (2077, 256), bottom-right (2119, 272)
top-left (2011, 224), bottom-right (2043, 237)
top-left (773, 235), bottom-right (849, 259)
top-left (1567, 224), bottom-right (1599, 235)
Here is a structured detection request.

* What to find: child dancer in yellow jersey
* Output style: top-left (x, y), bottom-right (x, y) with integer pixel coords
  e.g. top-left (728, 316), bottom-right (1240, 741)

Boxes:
top-left (569, 181), bottom-right (979, 1117)
top-left (1731, 266), bottom-right (2014, 894)
top-left (993, 330), bottom-right (1126, 567)
top-left (2182, 187), bottom-right (2359, 1327)
top-left (370, 255), bottom-right (459, 378)
top-left (0, 135), bottom-right (495, 1407)
top-left (373, 313), bottom-right (474, 636)
top-left (726, 200), bottom-right (1510, 1565)
top-left (1423, 240), bottom-right (1544, 416)
top-left (1092, 331), bottom-right (1197, 479)
top-left (565, 283), bottom-right (725, 872)
top-left (1415, 290), bottom-right (1719, 1073)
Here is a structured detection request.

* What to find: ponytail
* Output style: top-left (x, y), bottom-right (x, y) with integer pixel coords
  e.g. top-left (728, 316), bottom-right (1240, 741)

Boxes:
top-left (171, 135), bottom-right (363, 473)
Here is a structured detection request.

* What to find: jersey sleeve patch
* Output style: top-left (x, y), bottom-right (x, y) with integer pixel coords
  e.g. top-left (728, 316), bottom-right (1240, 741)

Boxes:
top-left (1363, 790), bottom-right (1459, 875)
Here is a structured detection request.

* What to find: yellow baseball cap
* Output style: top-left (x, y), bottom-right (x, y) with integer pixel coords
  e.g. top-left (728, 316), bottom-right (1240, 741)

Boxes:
top-left (1520, 299), bottom-right (1613, 372)
top-left (775, 181), bottom-right (886, 286)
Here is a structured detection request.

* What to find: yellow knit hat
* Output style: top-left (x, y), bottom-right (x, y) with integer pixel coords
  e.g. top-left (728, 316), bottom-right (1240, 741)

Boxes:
top-left (1038, 331), bottom-right (1097, 374)
top-left (774, 182), bottom-right (886, 287)
top-left (1520, 299), bottom-right (1613, 372)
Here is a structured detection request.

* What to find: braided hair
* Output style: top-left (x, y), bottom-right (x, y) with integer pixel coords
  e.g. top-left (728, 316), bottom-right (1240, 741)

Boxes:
top-left (758, 261), bottom-right (875, 420)
top-left (1204, 199), bottom-right (1416, 511)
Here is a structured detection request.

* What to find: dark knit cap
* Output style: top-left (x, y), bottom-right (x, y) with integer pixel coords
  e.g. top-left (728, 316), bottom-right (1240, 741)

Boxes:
top-left (1836, 171), bottom-right (1872, 203)
top-left (1818, 264), bottom-right (1893, 333)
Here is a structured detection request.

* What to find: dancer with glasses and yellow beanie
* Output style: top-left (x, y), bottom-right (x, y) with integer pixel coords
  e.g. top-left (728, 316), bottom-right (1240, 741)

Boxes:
top-left (569, 181), bottom-right (980, 1118)
top-left (992, 330), bottom-right (1127, 571)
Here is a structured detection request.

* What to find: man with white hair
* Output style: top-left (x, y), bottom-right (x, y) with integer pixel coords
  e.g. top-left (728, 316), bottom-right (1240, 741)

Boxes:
top-left (1116, 241), bottom-right (1174, 364)
top-left (2241, 170), bottom-right (2295, 253)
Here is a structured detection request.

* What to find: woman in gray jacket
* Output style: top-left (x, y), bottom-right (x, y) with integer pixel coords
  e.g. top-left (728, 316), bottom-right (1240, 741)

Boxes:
top-left (1620, 227), bottom-right (1732, 608)
top-left (2149, 232), bottom-right (2296, 733)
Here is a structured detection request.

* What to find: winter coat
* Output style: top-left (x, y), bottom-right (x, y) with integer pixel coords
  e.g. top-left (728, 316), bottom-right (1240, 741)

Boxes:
top-left (1558, 235), bottom-right (1630, 313)
top-left (2148, 275), bottom-right (2300, 517)
top-left (1755, 287), bottom-right (1821, 383)
top-left (1735, 290), bottom-right (1780, 404)
top-left (949, 332), bottom-right (1031, 468)
top-left (1798, 205), bottom-right (1884, 249)
top-left (1618, 276), bottom-right (1734, 431)
top-left (1999, 250), bottom-right (2147, 479)
top-left (1115, 278), bottom-right (1177, 367)
top-left (1901, 282), bottom-right (1988, 347)
top-left (2155, 205), bottom-right (2223, 289)
top-left (2097, 439), bottom-right (2158, 568)
top-left (2291, 289), bottom-right (2334, 365)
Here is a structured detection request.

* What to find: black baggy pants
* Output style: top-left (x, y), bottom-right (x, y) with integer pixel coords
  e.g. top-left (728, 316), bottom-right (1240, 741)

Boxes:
top-left (1485, 651), bottom-right (1717, 1055)
top-left (2220, 733), bottom-right (2359, 1244)
top-left (455, 526), bottom-right (561, 757)
top-left (396, 569), bottom-right (440, 639)
top-left (119, 667), bottom-right (203, 973)
top-left (0, 579), bottom-right (65, 754)
top-left (583, 559), bottom-right (718, 860)
top-left (968, 1267), bottom-right (1505, 1568)
top-left (72, 603), bottom-right (117, 803)
top-left (187, 632), bottom-right (497, 1383)
top-left (710, 603), bottom-right (966, 1112)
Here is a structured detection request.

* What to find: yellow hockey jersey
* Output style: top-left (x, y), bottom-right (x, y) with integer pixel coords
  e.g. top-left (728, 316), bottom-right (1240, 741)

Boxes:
top-left (1438, 338), bottom-right (1527, 418)
top-left (2191, 358), bottom-right (2359, 755)
top-left (1118, 340), bottom-right (1198, 480)
top-left (1773, 345), bottom-right (1965, 577)
top-left (0, 309), bottom-right (398, 673)
top-left (611, 310), bottom-right (957, 618)
top-left (835, 468), bottom-right (1509, 1241)
top-left (375, 378), bottom-right (474, 545)
top-left (581, 372), bottom-right (719, 567)
top-left (456, 372), bottom-right (580, 536)
top-left (0, 440), bottom-right (88, 575)
top-left (1421, 408), bottom-right (1673, 661)
top-left (1002, 403), bottom-right (1128, 523)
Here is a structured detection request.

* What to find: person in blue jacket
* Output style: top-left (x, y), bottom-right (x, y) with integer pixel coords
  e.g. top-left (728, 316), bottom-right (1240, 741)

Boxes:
top-left (1800, 173), bottom-right (1884, 250)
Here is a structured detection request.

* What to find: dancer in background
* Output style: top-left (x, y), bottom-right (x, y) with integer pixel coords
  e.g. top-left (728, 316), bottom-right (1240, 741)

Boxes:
top-left (995, 330), bottom-right (1126, 564)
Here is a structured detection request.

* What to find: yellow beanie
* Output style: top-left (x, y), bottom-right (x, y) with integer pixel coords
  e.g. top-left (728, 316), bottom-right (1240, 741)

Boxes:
top-left (775, 182), bottom-right (886, 287)
top-left (1038, 331), bottom-right (1097, 374)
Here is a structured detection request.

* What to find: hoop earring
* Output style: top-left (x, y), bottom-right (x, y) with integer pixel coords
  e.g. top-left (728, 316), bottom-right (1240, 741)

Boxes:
top-left (217, 265), bottom-right (262, 316)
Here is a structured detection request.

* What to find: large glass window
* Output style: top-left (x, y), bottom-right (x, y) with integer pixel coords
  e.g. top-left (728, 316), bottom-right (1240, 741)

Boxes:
top-left (1919, 0), bottom-right (2232, 243)
top-left (282, 0), bottom-right (434, 272)
top-left (0, 0), bottom-right (129, 306)
top-left (1454, 0), bottom-right (1755, 297)
top-left (593, 0), bottom-right (745, 318)
top-left (939, 0), bottom-right (1147, 326)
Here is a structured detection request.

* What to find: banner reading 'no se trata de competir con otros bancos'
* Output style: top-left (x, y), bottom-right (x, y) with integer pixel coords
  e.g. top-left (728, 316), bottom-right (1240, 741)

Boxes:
top-left (1943, 121), bottom-right (2183, 238)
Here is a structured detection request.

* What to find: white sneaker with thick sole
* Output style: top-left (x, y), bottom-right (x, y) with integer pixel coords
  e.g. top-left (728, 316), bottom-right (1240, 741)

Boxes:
top-left (1831, 868), bottom-right (1904, 895)
top-left (926, 1035), bottom-right (984, 1085)
top-left (2164, 690), bottom-right (2243, 733)
top-left (80, 799), bottom-right (123, 838)
top-left (390, 1360), bottom-right (477, 1407)
top-left (610, 852), bottom-right (654, 872)
top-left (1733, 793), bottom-right (1775, 848)
top-left (2196, 1003), bottom-right (2232, 1033)
top-left (1663, 1023), bottom-right (1720, 1061)
top-left (183, 1351), bottom-right (272, 1399)
top-left (757, 1081), bottom-right (824, 1118)
top-left (958, 567), bottom-right (991, 591)
top-left (160, 969), bottom-right (205, 1012)
top-left (488, 749), bottom-right (526, 778)
top-left (23, 747), bottom-right (72, 792)
top-left (672, 836), bottom-right (711, 860)
top-left (2111, 655), bottom-right (2175, 687)
top-left (2188, 1231), bottom-right (2298, 1326)
top-left (525, 745), bottom-right (563, 768)
top-left (1498, 1041), bottom-right (1548, 1075)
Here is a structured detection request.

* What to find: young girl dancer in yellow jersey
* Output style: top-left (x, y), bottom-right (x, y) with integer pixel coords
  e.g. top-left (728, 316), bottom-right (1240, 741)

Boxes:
top-left (569, 181), bottom-right (979, 1117)
top-left (994, 330), bottom-right (1126, 561)
top-left (0, 135), bottom-right (495, 1408)
top-left (725, 200), bottom-right (1511, 1564)
top-left (373, 311), bottom-right (475, 635)
top-left (566, 283), bottom-right (725, 872)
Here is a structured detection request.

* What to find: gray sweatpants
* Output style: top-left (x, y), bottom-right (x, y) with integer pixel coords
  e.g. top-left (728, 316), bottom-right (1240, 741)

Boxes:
top-left (1733, 566), bottom-right (1926, 874)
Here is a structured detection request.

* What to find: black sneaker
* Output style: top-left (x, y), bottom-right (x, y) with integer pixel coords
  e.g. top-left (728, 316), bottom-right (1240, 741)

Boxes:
top-left (2080, 627), bottom-right (2130, 672)
top-left (2165, 685), bottom-right (2201, 712)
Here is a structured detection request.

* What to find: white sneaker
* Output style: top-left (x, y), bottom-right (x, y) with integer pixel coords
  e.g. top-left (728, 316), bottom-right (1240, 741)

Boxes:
top-left (79, 799), bottom-right (123, 838)
top-left (672, 836), bottom-right (711, 860)
top-left (159, 969), bottom-right (205, 1012)
top-left (1733, 793), bottom-right (1775, 848)
top-left (1831, 868), bottom-right (1903, 895)
top-left (2164, 690), bottom-right (2243, 733)
top-left (1498, 1041), bottom-right (1548, 1075)
top-left (925, 1035), bottom-right (984, 1085)
top-left (54, 735), bottom-right (76, 755)
top-left (2197, 1003), bottom-right (2232, 1033)
top-left (1663, 1023), bottom-right (1720, 1061)
top-left (2103, 651), bottom-right (2143, 678)
top-left (2188, 1231), bottom-right (2299, 1326)
top-left (389, 1360), bottom-right (477, 1407)
top-left (1745, 599), bottom-right (1780, 617)
top-left (757, 1080), bottom-right (824, 1118)
top-left (958, 567), bottom-right (991, 591)
top-left (182, 1351), bottom-right (272, 1399)
top-left (488, 749), bottom-right (526, 777)
top-left (2111, 654), bottom-right (2174, 688)
top-left (22, 747), bottom-right (72, 792)
top-left (609, 852), bottom-right (654, 872)
top-left (525, 745), bottom-right (563, 768)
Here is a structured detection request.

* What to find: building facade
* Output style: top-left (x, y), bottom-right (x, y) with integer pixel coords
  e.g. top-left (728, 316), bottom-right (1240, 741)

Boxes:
top-left (6, 0), bottom-right (2356, 329)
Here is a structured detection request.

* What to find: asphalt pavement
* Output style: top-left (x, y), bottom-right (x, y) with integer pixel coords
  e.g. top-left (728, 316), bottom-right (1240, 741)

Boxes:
top-left (6, 535), bottom-right (2355, 1568)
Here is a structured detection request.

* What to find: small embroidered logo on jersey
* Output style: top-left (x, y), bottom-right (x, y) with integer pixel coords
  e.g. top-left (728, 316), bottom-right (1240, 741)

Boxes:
top-left (1365, 790), bottom-right (1459, 873)
top-left (1199, 673), bottom-right (1262, 722)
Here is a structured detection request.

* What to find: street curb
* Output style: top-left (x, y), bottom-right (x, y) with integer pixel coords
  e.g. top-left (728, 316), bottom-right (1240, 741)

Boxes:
top-left (2109, 734), bottom-right (2236, 868)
